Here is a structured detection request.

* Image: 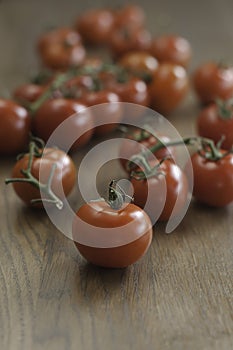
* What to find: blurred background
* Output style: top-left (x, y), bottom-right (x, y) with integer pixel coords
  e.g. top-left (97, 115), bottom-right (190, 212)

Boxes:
top-left (0, 0), bottom-right (233, 93)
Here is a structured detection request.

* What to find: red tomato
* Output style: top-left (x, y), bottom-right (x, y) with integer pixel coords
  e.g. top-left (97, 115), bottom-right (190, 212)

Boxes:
top-left (150, 35), bottom-right (192, 68)
top-left (33, 98), bottom-right (93, 151)
top-left (114, 5), bottom-right (145, 29)
top-left (10, 147), bottom-right (76, 207)
top-left (73, 200), bottom-right (152, 268)
top-left (118, 51), bottom-right (159, 77)
top-left (81, 90), bottom-right (123, 135)
top-left (0, 99), bottom-right (31, 155)
top-left (131, 159), bottom-right (189, 222)
top-left (193, 62), bottom-right (233, 104)
top-left (13, 83), bottom-right (46, 106)
top-left (119, 129), bottom-right (175, 171)
top-left (107, 76), bottom-right (150, 121)
top-left (110, 27), bottom-right (152, 58)
top-left (149, 63), bottom-right (189, 115)
top-left (191, 151), bottom-right (233, 207)
top-left (108, 76), bottom-right (150, 107)
top-left (76, 9), bottom-right (115, 45)
top-left (197, 102), bottom-right (233, 150)
top-left (63, 75), bottom-right (95, 98)
top-left (37, 27), bottom-right (86, 70)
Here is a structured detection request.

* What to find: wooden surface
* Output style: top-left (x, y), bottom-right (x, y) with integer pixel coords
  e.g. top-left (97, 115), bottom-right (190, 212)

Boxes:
top-left (0, 1), bottom-right (233, 349)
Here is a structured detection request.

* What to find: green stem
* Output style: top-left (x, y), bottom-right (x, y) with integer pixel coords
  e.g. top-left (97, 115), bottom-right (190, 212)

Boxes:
top-left (5, 140), bottom-right (63, 209)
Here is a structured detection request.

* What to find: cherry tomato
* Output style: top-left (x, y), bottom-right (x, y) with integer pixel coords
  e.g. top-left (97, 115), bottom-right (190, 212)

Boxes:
top-left (33, 98), bottom-right (93, 151)
top-left (193, 62), bottom-right (233, 104)
top-left (72, 200), bottom-right (152, 268)
top-left (150, 35), bottom-right (192, 68)
top-left (108, 76), bottom-right (150, 107)
top-left (0, 99), bottom-right (31, 155)
top-left (110, 27), bottom-right (152, 58)
top-left (37, 27), bottom-right (86, 70)
top-left (191, 151), bottom-right (233, 207)
top-left (197, 102), bottom-right (233, 150)
top-left (149, 63), bottom-right (189, 115)
top-left (10, 147), bottom-right (76, 207)
top-left (64, 75), bottom-right (95, 98)
top-left (13, 83), bottom-right (46, 107)
top-left (131, 159), bottom-right (189, 221)
top-left (81, 90), bottom-right (123, 135)
top-left (118, 51), bottom-right (159, 77)
top-left (119, 129), bottom-right (175, 171)
top-left (114, 5), bottom-right (145, 29)
top-left (107, 76), bottom-right (150, 121)
top-left (76, 9), bottom-right (115, 45)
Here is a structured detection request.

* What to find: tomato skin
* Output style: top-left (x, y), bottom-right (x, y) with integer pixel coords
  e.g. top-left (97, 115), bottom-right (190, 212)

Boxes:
top-left (11, 148), bottom-right (76, 207)
top-left (33, 98), bottom-right (93, 151)
top-left (73, 201), bottom-right (153, 268)
top-left (197, 103), bottom-right (233, 150)
top-left (0, 99), bottom-right (31, 155)
top-left (108, 77), bottom-right (150, 106)
top-left (114, 5), bottom-right (145, 29)
top-left (149, 63), bottom-right (189, 115)
top-left (150, 35), bottom-right (192, 68)
top-left (81, 90), bottom-right (123, 135)
top-left (38, 27), bottom-right (86, 70)
top-left (118, 51), bottom-right (159, 76)
top-left (13, 83), bottom-right (46, 106)
top-left (119, 131), bottom-right (175, 171)
top-left (191, 152), bottom-right (233, 207)
top-left (131, 160), bottom-right (188, 222)
top-left (76, 9), bottom-right (115, 45)
top-left (110, 27), bottom-right (152, 58)
top-left (193, 62), bottom-right (233, 104)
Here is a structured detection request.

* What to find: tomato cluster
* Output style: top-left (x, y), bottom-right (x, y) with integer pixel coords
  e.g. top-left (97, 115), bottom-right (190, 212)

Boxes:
top-left (1, 4), bottom-right (233, 269)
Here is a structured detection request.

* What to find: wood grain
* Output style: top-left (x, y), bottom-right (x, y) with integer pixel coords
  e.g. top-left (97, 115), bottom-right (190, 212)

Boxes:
top-left (0, 1), bottom-right (233, 349)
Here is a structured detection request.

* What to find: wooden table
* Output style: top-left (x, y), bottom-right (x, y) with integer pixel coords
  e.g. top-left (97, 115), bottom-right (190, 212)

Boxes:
top-left (0, 1), bottom-right (232, 349)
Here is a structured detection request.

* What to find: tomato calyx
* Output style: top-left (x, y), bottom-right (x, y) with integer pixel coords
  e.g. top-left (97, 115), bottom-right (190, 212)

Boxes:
top-left (197, 137), bottom-right (233, 161)
top-left (97, 180), bottom-right (133, 210)
top-left (5, 136), bottom-right (64, 209)
top-left (216, 98), bottom-right (233, 120)
top-left (130, 156), bottom-right (168, 180)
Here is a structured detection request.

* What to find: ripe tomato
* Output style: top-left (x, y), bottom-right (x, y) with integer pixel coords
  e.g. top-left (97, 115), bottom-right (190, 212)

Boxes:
top-left (131, 159), bottom-right (189, 222)
top-left (108, 76), bottom-right (150, 107)
top-left (118, 51), bottom-right (159, 78)
top-left (197, 101), bottom-right (233, 150)
top-left (119, 129), bottom-right (175, 171)
top-left (33, 98), bottom-right (93, 151)
top-left (114, 5), bottom-right (145, 29)
top-left (63, 75), bottom-right (95, 98)
top-left (73, 200), bottom-right (152, 268)
top-left (150, 35), bottom-right (192, 68)
top-left (191, 151), bottom-right (233, 207)
top-left (81, 90), bottom-right (123, 135)
top-left (110, 27), bottom-right (152, 58)
top-left (107, 76), bottom-right (150, 121)
top-left (0, 99), bottom-right (31, 155)
top-left (37, 27), bottom-right (86, 70)
top-left (76, 9), bottom-right (115, 45)
top-left (193, 62), bottom-right (233, 104)
top-left (9, 147), bottom-right (76, 207)
top-left (13, 83), bottom-right (46, 106)
top-left (149, 63), bottom-right (189, 115)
